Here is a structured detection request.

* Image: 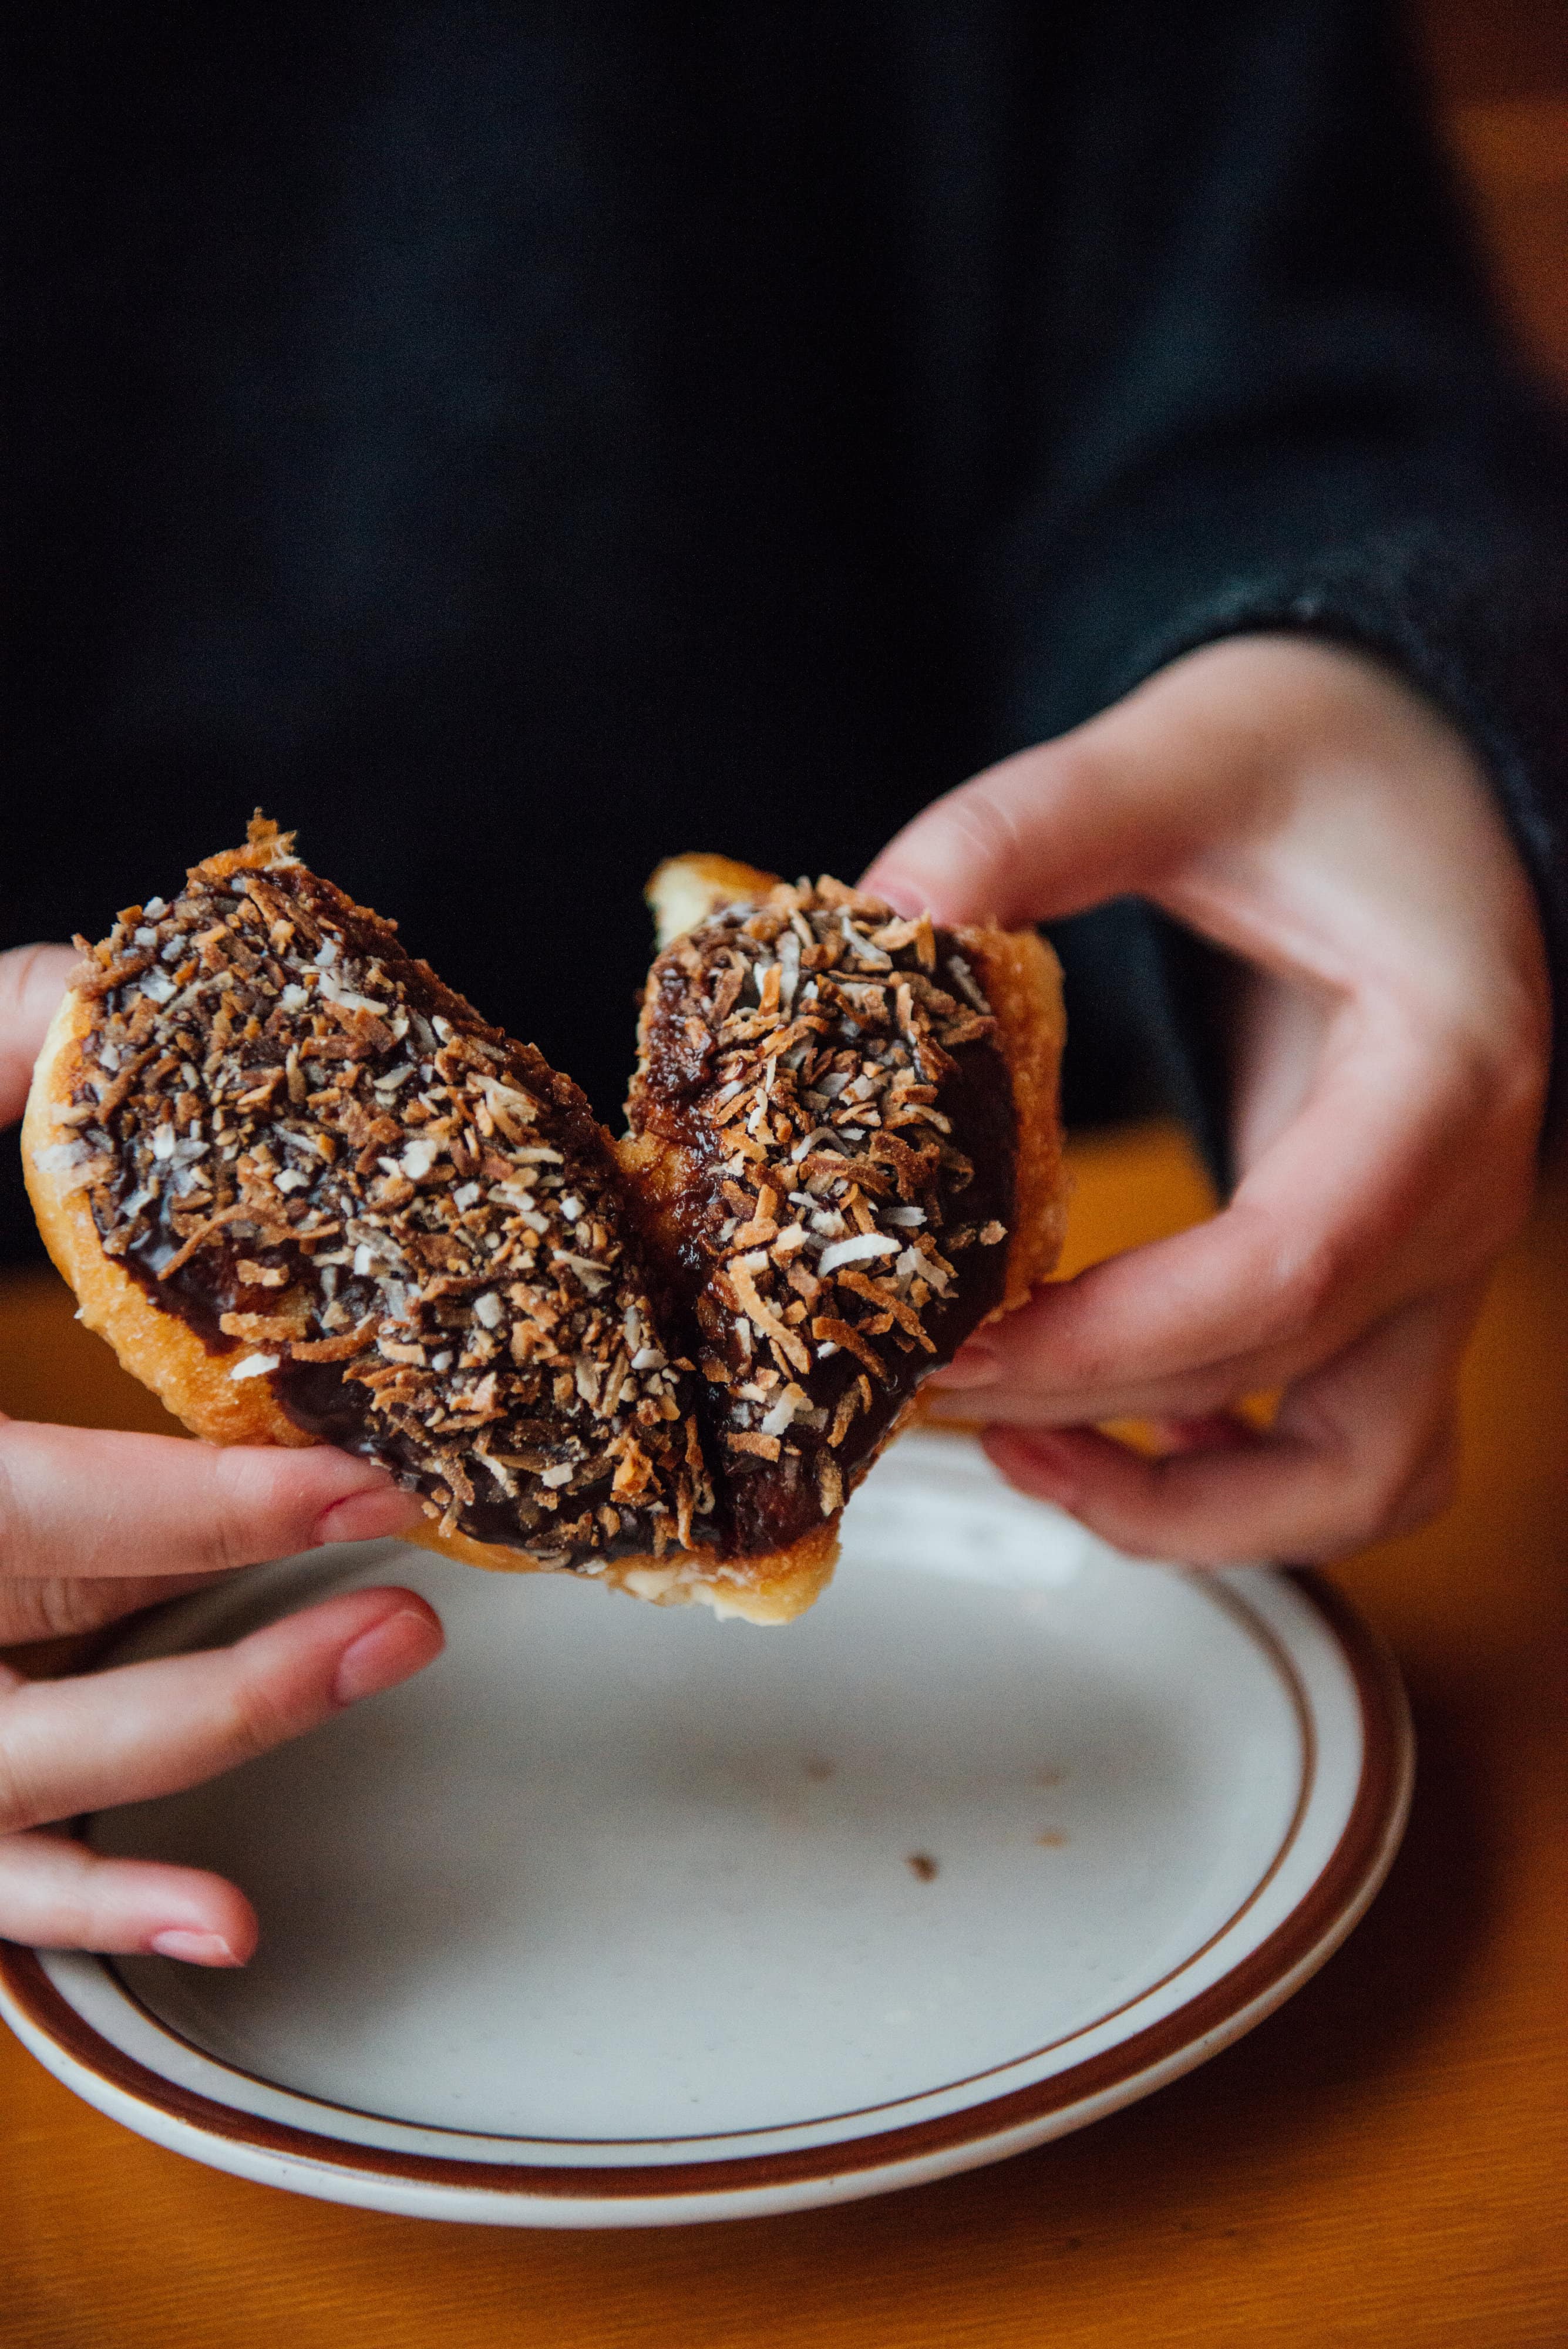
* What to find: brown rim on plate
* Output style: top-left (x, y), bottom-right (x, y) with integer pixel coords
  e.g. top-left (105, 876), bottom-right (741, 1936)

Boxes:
top-left (65, 1569), bottom-right (1321, 2150)
top-left (76, 1560), bottom-right (1324, 2152)
top-left (0, 1570), bottom-right (1411, 2202)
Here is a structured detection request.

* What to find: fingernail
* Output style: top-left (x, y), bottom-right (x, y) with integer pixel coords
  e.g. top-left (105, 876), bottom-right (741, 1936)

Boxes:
top-left (863, 869), bottom-right (924, 918)
top-left (149, 1929), bottom-right (241, 1967)
top-left (931, 1340), bottom-right (999, 1391)
top-left (332, 1606), bottom-right (443, 1708)
top-left (313, 1485), bottom-right (426, 1548)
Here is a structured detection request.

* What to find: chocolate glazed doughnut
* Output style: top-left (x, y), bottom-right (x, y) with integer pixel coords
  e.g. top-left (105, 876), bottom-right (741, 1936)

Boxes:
top-left (623, 856), bottom-right (1068, 1567)
top-left (25, 821), bottom-right (1066, 1622)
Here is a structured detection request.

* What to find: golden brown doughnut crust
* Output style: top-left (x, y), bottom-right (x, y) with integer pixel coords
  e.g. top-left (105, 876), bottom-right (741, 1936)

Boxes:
top-left (25, 923), bottom-right (314, 1455)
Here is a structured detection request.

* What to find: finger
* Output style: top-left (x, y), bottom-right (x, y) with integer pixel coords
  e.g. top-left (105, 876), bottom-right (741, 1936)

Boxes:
top-left (981, 1284), bottom-right (1479, 1566)
top-left (928, 1012), bottom-right (1526, 1426)
top-left (924, 1174), bottom-right (1366, 1431)
top-left (0, 1584), bottom-right (444, 1835)
top-left (0, 1573), bottom-right (234, 1650)
top-left (0, 1419), bottom-right (426, 1580)
top-left (860, 635), bottom-right (1528, 958)
top-left (0, 1829), bottom-right (258, 1964)
top-left (0, 943), bottom-right (77, 1125)
top-left (860, 641), bottom-right (1306, 927)
top-left (862, 726), bottom-right (1199, 928)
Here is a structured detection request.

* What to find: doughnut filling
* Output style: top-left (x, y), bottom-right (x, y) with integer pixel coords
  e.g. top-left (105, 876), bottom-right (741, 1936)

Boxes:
top-left (53, 833), bottom-right (708, 1567)
top-left (627, 877), bottom-right (1015, 1556)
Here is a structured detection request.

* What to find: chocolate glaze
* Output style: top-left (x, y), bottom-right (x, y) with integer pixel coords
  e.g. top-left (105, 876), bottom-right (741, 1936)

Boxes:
top-left (76, 841), bottom-right (706, 1567)
top-left (725, 1086), bottom-right (1011, 1555)
top-left (628, 887), bottom-right (1018, 1557)
top-left (65, 842), bottom-right (1022, 1580)
top-left (122, 1148), bottom-right (684, 1563)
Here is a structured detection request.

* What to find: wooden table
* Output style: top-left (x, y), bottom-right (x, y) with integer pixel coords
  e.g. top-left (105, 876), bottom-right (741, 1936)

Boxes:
top-left (1, 1120), bottom-right (1563, 2348)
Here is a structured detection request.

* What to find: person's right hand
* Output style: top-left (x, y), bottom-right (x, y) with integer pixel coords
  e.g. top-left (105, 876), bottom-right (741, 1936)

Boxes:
top-left (865, 638), bottom-right (1549, 1567)
top-left (0, 943), bottom-right (440, 1965)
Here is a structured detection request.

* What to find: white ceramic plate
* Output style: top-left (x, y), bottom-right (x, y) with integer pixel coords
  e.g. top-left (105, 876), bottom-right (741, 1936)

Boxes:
top-left (0, 1432), bottom-right (1411, 2227)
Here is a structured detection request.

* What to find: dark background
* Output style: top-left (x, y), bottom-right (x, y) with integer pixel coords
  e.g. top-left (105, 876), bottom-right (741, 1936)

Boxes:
top-left (5, 2), bottom-right (1567, 1263)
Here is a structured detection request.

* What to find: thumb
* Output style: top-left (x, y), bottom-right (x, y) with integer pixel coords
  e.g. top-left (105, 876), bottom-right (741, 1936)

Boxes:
top-left (0, 945), bottom-right (77, 1129)
top-left (862, 648), bottom-right (1264, 927)
top-left (864, 726), bottom-right (1206, 930)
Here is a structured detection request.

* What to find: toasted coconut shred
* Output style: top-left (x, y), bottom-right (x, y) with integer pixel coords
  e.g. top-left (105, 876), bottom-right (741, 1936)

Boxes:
top-left (62, 822), bottom-right (706, 1569)
top-left (628, 874), bottom-right (1016, 1558)
top-left (60, 827), bottom-right (1018, 1579)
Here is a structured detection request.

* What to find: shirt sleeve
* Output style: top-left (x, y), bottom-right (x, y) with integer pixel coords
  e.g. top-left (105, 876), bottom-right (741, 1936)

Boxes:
top-left (982, 0), bottom-right (1568, 1163)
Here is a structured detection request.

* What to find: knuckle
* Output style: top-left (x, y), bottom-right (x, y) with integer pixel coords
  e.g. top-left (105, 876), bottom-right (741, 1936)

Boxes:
top-left (1384, 1468), bottom-right (1452, 1543)
top-left (0, 1431), bottom-right (27, 1579)
top-left (1306, 1490), bottom-right (1395, 1565)
top-left (207, 1452), bottom-right (298, 1576)
top-left (1, 1579), bottom-right (127, 1645)
top-left (953, 772), bottom-right (1031, 856)
top-left (217, 1664), bottom-right (308, 1767)
top-left (1385, 1425), bottom-right (1461, 1539)
top-left (1449, 1014), bottom-right (1547, 1136)
top-left (203, 1459), bottom-right (255, 1577)
top-left (1308, 1423), bottom-right (1455, 1561)
top-left (207, 1512), bottom-right (250, 1579)
top-left (1139, 1475), bottom-right (1268, 1567)
top-left (1379, 1404), bottom-right (1457, 1515)
top-left (1102, 1499), bottom-right (1247, 1572)
top-left (0, 1719), bottom-right (41, 1836)
top-left (917, 776), bottom-right (1033, 901)
top-left (1220, 1204), bottom-right (1351, 1361)
top-left (1028, 1315), bottom-right (1109, 1392)
top-left (1421, 1037), bottom-right (1546, 1260)
top-left (1269, 1233), bottom-right (1348, 1342)
top-left (1358, 1447), bottom-right (1420, 1532)
top-left (1130, 1519), bottom-right (1239, 1571)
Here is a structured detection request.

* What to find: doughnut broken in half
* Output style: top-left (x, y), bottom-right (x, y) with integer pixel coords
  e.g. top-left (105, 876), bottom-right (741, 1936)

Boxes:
top-left (621, 853), bottom-right (1067, 1574)
top-left (22, 820), bottom-right (712, 1596)
top-left (23, 823), bottom-right (1066, 1622)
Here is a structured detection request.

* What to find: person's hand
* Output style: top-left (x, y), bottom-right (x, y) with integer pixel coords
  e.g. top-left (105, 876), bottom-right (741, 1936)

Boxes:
top-left (864, 637), bottom-right (1551, 1564)
top-left (0, 943), bottom-right (439, 1963)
